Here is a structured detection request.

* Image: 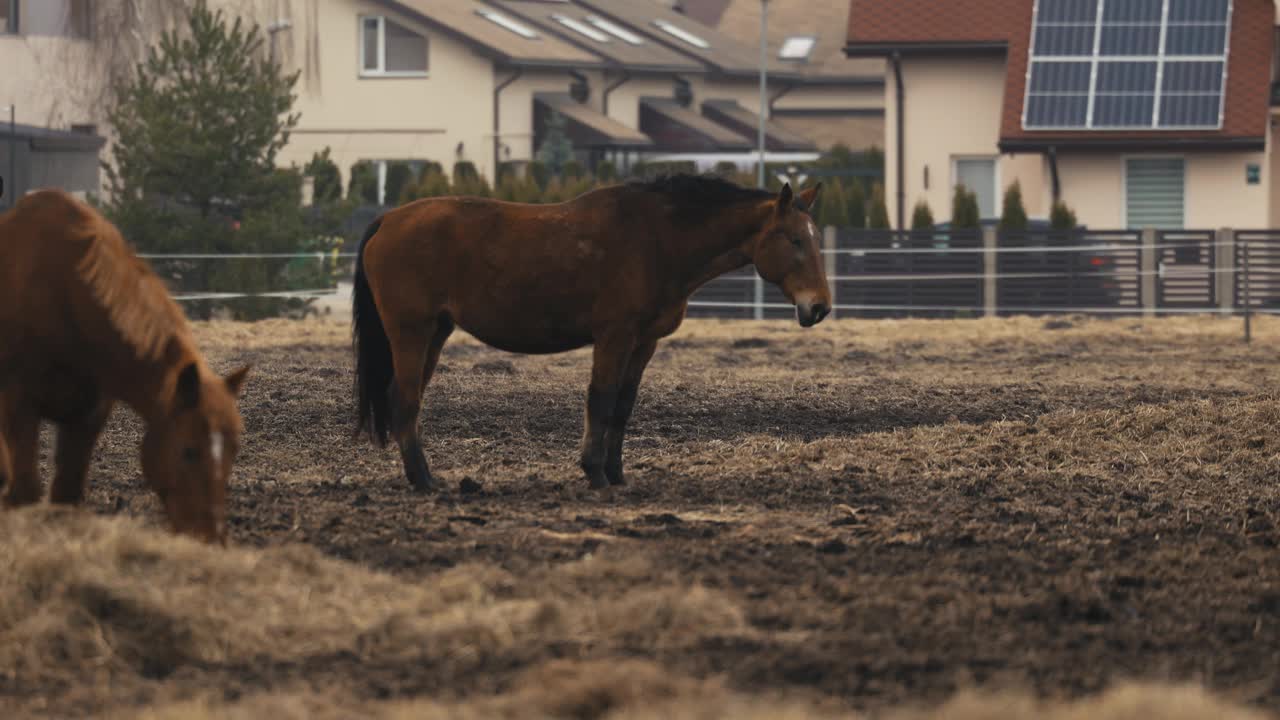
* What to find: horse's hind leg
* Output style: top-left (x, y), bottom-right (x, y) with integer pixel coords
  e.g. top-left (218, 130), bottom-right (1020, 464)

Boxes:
top-left (50, 398), bottom-right (112, 505)
top-left (387, 315), bottom-right (453, 492)
top-left (2, 411), bottom-right (41, 507)
top-left (604, 340), bottom-right (658, 487)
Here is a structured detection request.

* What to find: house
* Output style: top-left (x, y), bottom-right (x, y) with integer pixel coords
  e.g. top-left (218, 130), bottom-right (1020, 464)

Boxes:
top-left (692, 0), bottom-right (885, 151)
top-left (844, 0), bottom-right (1277, 230)
top-left (0, 0), bottom-right (104, 208)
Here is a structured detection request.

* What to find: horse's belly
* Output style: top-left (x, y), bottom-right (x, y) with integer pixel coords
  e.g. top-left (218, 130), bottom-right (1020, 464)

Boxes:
top-left (468, 332), bottom-right (592, 355)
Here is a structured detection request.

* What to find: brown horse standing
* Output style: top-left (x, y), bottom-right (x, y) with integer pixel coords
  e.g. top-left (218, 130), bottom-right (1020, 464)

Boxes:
top-left (353, 174), bottom-right (830, 492)
top-left (0, 190), bottom-right (250, 543)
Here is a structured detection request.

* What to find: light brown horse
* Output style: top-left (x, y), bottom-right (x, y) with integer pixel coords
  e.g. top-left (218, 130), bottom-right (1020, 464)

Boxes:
top-left (0, 190), bottom-right (250, 543)
top-left (353, 174), bottom-right (830, 492)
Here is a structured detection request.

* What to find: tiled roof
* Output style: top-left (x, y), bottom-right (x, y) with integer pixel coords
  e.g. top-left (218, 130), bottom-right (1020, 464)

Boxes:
top-left (715, 0), bottom-right (883, 81)
top-left (844, 0), bottom-right (1273, 146)
top-left (389, 0), bottom-right (605, 68)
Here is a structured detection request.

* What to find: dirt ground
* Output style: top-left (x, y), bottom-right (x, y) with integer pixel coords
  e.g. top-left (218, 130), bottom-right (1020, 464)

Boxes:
top-left (6, 314), bottom-right (1280, 718)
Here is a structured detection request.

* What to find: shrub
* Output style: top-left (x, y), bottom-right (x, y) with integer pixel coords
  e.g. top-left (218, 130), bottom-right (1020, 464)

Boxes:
top-left (815, 177), bottom-right (849, 228)
top-left (846, 180), bottom-right (867, 229)
top-left (304, 148), bottom-right (341, 203)
top-left (1000, 180), bottom-right (1029, 232)
top-left (911, 199), bottom-right (935, 230)
top-left (1050, 200), bottom-right (1078, 230)
top-left (348, 161), bottom-right (378, 204)
top-left (951, 184), bottom-right (981, 229)
top-left (868, 183), bottom-right (891, 229)
top-left (384, 162), bottom-right (413, 207)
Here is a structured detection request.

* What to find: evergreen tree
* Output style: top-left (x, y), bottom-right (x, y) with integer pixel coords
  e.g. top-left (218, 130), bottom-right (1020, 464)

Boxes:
top-left (846, 180), bottom-right (867, 229)
top-left (1050, 200), bottom-right (1078, 230)
top-left (536, 111), bottom-right (574, 175)
top-left (911, 200), bottom-right (935, 230)
top-left (348, 161), bottom-right (378, 204)
top-left (304, 148), bottom-right (341, 203)
top-left (868, 183), bottom-right (891, 229)
top-left (951, 184), bottom-right (981, 229)
top-left (815, 177), bottom-right (849, 228)
top-left (384, 162), bottom-right (412, 207)
top-left (999, 180), bottom-right (1029, 232)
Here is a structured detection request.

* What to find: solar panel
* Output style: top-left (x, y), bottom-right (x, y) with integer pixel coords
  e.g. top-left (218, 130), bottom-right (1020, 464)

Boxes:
top-left (1024, 0), bottom-right (1232, 130)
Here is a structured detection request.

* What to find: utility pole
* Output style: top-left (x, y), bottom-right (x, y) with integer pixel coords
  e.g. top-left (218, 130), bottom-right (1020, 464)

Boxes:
top-left (756, 0), bottom-right (768, 190)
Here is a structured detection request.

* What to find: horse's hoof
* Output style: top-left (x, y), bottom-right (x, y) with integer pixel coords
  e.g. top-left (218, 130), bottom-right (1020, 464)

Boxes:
top-left (587, 474), bottom-right (611, 491)
top-left (408, 474), bottom-right (438, 494)
top-left (607, 472), bottom-right (627, 487)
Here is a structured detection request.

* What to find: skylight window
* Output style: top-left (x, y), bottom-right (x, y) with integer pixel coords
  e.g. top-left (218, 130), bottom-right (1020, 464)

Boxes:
top-left (475, 8), bottom-right (539, 39)
top-left (587, 15), bottom-right (644, 45)
top-left (552, 13), bottom-right (610, 42)
top-left (652, 18), bottom-right (710, 49)
top-left (779, 35), bottom-right (816, 60)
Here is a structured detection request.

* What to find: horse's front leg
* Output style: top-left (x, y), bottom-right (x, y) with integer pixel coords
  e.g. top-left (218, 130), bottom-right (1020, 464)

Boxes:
top-left (580, 335), bottom-right (636, 490)
top-left (50, 397), bottom-right (113, 505)
top-left (604, 340), bottom-right (657, 487)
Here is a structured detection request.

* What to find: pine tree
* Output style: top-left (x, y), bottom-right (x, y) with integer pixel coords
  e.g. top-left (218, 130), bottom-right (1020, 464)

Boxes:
top-left (868, 183), bottom-right (891, 229)
top-left (1050, 200), bottom-right (1078, 230)
top-left (304, 148), bottom-right (341, 203)
top-left (911, 200), bottom-right (935, 230)
top-left (846, 180), bottom-right (867, 229)
top-left (1000, 180), bottom-right (1029, 232)
top-left (951, 185), bottom-right (981, 229)
top-left (816, 177), bottom-right (849, 228)
top-left (536, 110), bottom-right (574, 175)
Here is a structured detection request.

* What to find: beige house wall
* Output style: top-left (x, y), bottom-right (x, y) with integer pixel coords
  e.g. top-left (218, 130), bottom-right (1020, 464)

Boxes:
top-left (499, 70), bottom-right (595, 170)
top-left (0, 35), bottom-right (104, 134)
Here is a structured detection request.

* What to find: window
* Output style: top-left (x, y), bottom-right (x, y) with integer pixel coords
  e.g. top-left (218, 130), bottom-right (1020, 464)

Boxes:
top-left (1, 0), bottom-right (18, 34)
top-left (1024, 0), bottom-right (1231, 130)
top-left (1126, 157), bottom-right (1185, 229)
top-left (587, 15), bottom-right (645, 45)
top-left (475, 9), bottom-right (539, 39)
top-left (954, 158), bottom-right (998, 219)
top-left (68, 0), bottom-right (91, 38)
top-left (652, 19), bottom-right (710, 49)
top-left (552, 14), bottom-right (610, 43)
top-left (779, 36), bottom-right (816, 61)
top-left (360, 16), bottom-right (428, 77)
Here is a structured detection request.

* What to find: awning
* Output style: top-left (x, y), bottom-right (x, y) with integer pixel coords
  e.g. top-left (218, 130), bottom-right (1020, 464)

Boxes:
top-left (534, 93), bottom-right (652, 149)
top-left (701, 99), bottom-right (817, 152)
top-left (639, 97), bottom-right (753, 152)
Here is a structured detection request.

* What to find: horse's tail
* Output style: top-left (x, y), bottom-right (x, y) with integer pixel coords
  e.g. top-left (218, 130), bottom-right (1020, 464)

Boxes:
top-left (352, 218), bottom-right (392, 446)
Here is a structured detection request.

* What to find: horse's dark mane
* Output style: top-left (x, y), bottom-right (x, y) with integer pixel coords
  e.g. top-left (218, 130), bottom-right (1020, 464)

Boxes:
top-left (624, 174), bottom-right (774, 226)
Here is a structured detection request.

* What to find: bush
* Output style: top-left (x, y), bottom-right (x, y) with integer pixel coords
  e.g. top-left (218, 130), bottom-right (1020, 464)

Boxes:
top-left (911, 200), bottom-right (935, 230)
top-left (562, 160), bottom-right (585, 181)
top-left (815, 177), bottom-right (849, 228)
top-left (304, 148), bottom-right (342, 203)
top-left (846, 181), bottom-right (867, 229)
top-left (595, 161), bottom-right (618, 183)
top-left (348, 161), bottom-right (378, 204)
top-left (951, 184), bottom-right (981, 229)
top-left (527, 160), bottom-right (550, 190)
top-left (384, 162), bottom-right (413, 207)
top-left (1050, 200), bottom-right (1078, 230)
top-left (1000, 180), bottom-right (1029, 232)
top-left (868, 183), bottom-right (891, 229)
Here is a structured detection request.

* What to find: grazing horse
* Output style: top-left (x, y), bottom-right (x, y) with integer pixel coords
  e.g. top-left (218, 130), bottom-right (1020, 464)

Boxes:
top-left (0, 190), bottom-right (250, 543)
top-left (353, 174), bottom-right (831, 492)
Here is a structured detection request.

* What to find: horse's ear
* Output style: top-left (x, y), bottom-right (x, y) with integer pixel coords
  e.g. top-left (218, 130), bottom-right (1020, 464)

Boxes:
top-left (175, 362), bottom-right (201, 411)
top-left (776, 183), bottom-right (794, 215)
top-left (225, 365), bottom-right (251, 398)
top-left (797, 182), bottom-right (822, 212)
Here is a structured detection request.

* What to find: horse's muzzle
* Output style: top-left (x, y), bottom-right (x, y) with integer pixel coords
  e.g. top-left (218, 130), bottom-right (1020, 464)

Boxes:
top-left (797, 302), bottom-right (830, 327)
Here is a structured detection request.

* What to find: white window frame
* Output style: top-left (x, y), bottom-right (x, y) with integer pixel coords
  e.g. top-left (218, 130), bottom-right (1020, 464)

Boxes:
top-left (1121, 154), bottom-right (1186, 229)
top-left (951, 155), bottom-right (1002, 220)
top-left (779, 35), bottom-right (817, 61)
top-left (359, 15), bottom-right (429, 79)
top-left (1, 0), bottom-right (19, 35)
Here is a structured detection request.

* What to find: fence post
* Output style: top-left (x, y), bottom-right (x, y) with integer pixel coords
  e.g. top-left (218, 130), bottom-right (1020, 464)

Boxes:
top-left (982, 225), bottom-right (997, 317)
top-left (753, 273), bottom-right (764, 320)
top-left (1215, 227), bottom-right (1234, 313)
top-left (823, 225), bottom-right (838, 319)
top-left (1243, 238), bottom-right (1252, 344)
top-left (1140, 227), bottom-right (1158, 317)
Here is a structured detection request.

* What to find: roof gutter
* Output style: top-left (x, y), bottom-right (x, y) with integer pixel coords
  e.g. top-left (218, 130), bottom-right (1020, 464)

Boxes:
top-left (768, 83), bottom-right (797, 115)
top-left (494, 68), bottom-right (523, 181)
top-left (891, 50), bottom-right (905, 231)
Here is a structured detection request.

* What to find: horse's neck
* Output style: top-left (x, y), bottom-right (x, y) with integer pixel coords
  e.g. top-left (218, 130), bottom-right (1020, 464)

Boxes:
top-left (665, 204), bottom-right (767, 298)
top-left (98, 334), bottom-right (192, 423)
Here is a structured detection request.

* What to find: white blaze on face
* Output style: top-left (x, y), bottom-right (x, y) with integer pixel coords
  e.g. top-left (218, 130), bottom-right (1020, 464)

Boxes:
top-left (210, 432), bottom-right (224, 465)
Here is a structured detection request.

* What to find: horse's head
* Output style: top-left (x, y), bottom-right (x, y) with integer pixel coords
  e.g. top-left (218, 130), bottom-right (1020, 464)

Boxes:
top-left (142, 362), bottom-right (250, 545)
top-left (750, 183), bottom-right (832, 327)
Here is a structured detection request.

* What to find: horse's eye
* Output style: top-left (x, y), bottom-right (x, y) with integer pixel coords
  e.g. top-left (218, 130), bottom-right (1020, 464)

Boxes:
top-left (791, 234), bottom-right (804, 247)
top-left (182, 447), bottom-right (200, 463)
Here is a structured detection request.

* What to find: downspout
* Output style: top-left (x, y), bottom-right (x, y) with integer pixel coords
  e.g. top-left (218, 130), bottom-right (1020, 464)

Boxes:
top-left (602, 70), bottom-right (631, 116)
top-left (891, 51), bottom-right (905, 231)
top-left (1047, 146), bottom-right (1061, 203)
top-left (493, 68), bottom-right (522, 182)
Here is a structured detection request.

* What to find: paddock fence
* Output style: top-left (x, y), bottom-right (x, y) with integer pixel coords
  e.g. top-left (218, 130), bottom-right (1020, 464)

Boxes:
top-left (140, 227), bottom-right (1280, 328)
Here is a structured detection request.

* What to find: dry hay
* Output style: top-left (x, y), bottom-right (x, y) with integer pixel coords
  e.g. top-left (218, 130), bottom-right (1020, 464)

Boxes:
top-left (0, 508), bottom-right (1272, 719)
